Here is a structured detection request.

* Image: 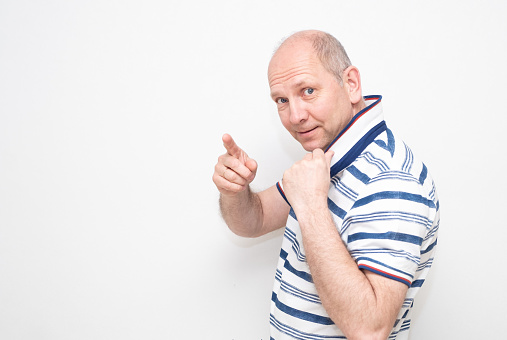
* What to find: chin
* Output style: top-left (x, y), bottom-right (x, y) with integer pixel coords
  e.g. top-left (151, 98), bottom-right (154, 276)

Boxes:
top-left (300, 141), bottom-right (325, 152)
top-left (294, 133), bottom-right (328, 152)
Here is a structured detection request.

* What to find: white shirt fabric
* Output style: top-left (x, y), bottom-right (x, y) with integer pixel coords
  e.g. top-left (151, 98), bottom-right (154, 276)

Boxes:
top-left (270, 95), bottom-right (440, 339)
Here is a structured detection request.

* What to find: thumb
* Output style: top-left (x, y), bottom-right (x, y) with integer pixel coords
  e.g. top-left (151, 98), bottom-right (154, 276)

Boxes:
top-left (245, 158), bottom-right (258, 180)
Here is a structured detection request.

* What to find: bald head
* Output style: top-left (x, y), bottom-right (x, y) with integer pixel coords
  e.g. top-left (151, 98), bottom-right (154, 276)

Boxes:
top-left (273, 30), bottom-right (352, 84)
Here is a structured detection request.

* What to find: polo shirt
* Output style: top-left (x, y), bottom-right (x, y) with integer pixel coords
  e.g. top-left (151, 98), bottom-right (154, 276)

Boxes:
top-left (270, 95), bottom-right (440, 339)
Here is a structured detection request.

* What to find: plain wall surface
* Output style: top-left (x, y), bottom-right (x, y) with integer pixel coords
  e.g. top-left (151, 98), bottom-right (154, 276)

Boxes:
top-left (1, 1), bottom-right (506, 339)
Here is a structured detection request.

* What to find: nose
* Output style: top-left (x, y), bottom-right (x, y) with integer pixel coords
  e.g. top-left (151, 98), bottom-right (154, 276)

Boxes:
top-left (288, 98), bottom-right (309, 125)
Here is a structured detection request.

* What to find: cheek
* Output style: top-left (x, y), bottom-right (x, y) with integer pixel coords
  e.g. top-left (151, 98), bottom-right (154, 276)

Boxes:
top-left (311, 102), bottom-right (332, 122)
top-left (278, 112), bottom-right (292, 130)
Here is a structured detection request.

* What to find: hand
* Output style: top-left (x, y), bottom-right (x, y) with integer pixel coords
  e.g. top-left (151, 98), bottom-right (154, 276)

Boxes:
top-left (282, 149), bottom-right (334, 214)
top-left (212, 134), bottom-right (258, 196)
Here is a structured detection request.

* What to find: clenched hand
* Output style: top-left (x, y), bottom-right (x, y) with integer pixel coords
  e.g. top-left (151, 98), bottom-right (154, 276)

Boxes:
top-left (282, 148), bottom-right (334, 214)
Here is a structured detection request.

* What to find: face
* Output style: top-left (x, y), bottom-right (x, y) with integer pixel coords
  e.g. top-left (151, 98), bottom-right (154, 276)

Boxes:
top-left (268, 40), bottom-right (354, 151)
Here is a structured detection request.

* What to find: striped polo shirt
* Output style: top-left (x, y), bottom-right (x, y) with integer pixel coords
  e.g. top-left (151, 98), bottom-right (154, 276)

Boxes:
top-left (271, 96), bottom-right (440, 339)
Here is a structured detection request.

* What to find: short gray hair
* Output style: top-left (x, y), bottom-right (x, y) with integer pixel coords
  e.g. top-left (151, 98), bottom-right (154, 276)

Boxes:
top-left (275, 30), bottom-right (352, 84)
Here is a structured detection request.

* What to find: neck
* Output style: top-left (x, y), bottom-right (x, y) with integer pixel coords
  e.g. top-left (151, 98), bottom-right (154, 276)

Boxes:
top-left (352, 98), bottom-right (367, 116)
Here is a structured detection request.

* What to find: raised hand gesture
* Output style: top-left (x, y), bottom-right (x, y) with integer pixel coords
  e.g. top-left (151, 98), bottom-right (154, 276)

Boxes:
top-left (213, 134), bottom-right (258, 196)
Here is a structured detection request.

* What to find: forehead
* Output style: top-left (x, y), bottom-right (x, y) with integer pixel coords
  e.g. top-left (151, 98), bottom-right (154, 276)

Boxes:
top-left (268, 41), bottom-right (329, 95)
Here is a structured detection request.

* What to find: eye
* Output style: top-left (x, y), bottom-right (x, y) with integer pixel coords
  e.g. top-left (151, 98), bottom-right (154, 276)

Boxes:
top-left (276, 98), bottom-right (288, 104)
top-left (304, 88), bottom-right (315, 95)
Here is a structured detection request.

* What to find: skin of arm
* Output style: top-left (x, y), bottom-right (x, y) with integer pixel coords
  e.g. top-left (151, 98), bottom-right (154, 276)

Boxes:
top-left (282, 148), bottom-right (408, 340)
top-left (213, 134), bottom-right (290, 238)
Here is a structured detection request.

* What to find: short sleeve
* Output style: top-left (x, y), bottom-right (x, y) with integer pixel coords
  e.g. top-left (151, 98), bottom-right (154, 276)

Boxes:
top-left (342, 171), bottom-right (436, 287)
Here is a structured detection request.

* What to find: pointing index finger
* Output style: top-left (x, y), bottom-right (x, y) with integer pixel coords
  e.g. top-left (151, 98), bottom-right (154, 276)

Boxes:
top-left (222, 133), bottom-right (241, 157)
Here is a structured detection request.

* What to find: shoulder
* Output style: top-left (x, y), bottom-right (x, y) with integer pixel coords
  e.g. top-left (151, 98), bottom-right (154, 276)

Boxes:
top-left (338, 128), bottom-right (439, 215)
top-left (346, 128), bottom-right (434, 184)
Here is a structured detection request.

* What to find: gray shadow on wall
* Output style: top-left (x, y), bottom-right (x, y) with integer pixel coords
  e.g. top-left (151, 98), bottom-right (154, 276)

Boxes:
top-left (225, 226), bottom-right (285, 249)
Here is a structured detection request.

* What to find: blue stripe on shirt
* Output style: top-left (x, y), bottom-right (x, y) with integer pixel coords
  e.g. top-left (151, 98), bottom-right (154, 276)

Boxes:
top-left (327, 198), bottom-right (346, 219)
top-left (348, 231), bottom-right (423, 246)
top-left (411, 279), bottom-right (425, 288)
top-left (271, 293), bottom-right (334, 325)
top-left (421, 239), bottom-right (438, 254)
top-left (358, 264), bottom-right (411, 287)
top-left (356, 256), bottom-right (414, 279)
top-left (280, 279), bottom-right (321, 304)
top-left (419, 163), bottom-right (428, 184)
top-left (270, 315), bottom-right (347, 340)
top-left (330, 121), bottom-right (387, 178)
top-left (346, 165), bottom-right (371, 184)
top-left (353, 191), bottom-right (436, 209)
top-left (283, 259), bottom-right (313, 283)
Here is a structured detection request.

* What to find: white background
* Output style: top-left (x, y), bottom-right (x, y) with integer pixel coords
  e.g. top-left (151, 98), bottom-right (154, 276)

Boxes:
top-left (1, 1), bottom-right (506, 339)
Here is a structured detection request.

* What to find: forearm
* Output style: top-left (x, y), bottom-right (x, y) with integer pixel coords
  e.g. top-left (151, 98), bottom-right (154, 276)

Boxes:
top-left (298, 208), bottom-right (397, 339)
top-left (281, 149), bottom-right (406, 338)
top-left (219, 186), bottom-right (263, 238)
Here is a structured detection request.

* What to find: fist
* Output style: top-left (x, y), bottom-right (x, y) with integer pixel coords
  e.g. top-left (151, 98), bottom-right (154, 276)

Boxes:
top-left (212, 134), bottom-right (258, 196)
top-left (282, 148), bottom-right (334, 213)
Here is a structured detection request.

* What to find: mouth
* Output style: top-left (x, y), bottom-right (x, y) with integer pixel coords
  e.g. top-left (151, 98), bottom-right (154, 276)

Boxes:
top-left (298, 127), bottom-right (318, 136)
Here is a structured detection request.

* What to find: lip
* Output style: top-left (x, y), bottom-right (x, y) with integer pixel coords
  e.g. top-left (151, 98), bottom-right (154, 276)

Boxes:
top-left (297, 126), bottom-right (318, 136)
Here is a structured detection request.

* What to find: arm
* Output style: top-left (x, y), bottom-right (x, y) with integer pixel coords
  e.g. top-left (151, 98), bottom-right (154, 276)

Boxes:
top-left (297, 208), bottom-right (407, 339)
top-left (282, 149), bottom-right (407, 340)
top-left (213, 134), bottom-right (290, 237)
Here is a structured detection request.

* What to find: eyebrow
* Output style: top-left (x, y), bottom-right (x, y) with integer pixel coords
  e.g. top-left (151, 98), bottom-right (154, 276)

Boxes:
top-left (294, 79), bottom-right (310, 89)
top-left (270, 79), bottom-right (312, 99)
top-left (270, 90), bottom-right (281, 100)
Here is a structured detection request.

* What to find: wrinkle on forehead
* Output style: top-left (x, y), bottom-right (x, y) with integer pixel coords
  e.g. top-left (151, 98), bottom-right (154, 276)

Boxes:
top-left (267, 38), bottom-right (321, 86)
top-left (268, 57), bottom-right (320, 86)
top-left (269, 65), bottom-right (311, 87)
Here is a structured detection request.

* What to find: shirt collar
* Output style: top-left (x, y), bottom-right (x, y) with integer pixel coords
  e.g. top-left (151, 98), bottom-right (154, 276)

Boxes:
top-left (327, 95), bottom-right (384, 171)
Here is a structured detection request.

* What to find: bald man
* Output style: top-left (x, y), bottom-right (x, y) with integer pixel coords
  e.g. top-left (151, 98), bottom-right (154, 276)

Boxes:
top-left (212, 30), bottom-right (439, 340)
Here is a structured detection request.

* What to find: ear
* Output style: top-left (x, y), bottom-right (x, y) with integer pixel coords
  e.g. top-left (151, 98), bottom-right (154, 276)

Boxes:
top-left (342, 66), bottom-right (362, 105)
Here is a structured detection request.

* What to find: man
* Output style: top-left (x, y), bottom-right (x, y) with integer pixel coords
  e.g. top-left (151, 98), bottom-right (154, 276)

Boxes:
top-left (212, 30), bottom-right (439, 340)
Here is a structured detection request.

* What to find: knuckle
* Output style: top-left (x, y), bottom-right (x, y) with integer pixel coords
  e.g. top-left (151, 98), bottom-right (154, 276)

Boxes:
top-left (225, 181), bottom-right (240, 192)
top-left (217, 157), bottom-right (226, 166)
top-left (230, 158), bottom-right (240, 168)
top-left (237, 174), bottom-right (247, 184)
top-left (226, 170), bottom-right (235, 181)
